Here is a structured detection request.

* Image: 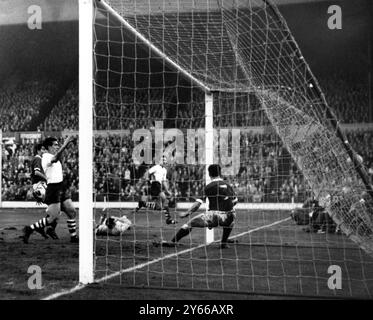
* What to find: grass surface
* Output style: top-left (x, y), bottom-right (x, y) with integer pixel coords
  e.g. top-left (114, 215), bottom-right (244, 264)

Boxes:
top-left (1, 207), bottom-right (372, 300)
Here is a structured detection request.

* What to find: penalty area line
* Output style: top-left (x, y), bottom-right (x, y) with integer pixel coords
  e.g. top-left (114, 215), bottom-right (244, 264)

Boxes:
top-left (42, 216), bottom-right (291, 300)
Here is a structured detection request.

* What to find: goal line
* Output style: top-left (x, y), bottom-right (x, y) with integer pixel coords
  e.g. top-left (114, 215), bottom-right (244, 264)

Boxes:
top-left (41, 216), bottom-right (290, 300)
top-left (0, 202), bottom-right (302, 210)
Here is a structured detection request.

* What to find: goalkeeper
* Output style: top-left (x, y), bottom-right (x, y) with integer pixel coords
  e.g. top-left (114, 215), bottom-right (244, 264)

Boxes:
top-left (162, 164), bottom-right (238, 249)
top-left (96, 213), bottom-right (132, 236)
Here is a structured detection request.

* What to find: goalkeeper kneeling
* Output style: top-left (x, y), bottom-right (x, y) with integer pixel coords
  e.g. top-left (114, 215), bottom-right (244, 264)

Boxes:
top-left (96, 213), bottom-right (132, 236)
top-left (161, 164), bottom-right (238, 249)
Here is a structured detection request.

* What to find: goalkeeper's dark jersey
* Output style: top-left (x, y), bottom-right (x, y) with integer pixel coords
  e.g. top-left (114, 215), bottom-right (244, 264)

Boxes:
top-left (31, 155), bottom-right (45, 184)
top-left (199, 179), bottom-right (237, 212)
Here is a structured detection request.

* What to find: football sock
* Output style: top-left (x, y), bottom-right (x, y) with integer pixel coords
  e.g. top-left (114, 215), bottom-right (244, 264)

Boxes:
top-left (163, 207), bottom-right (171, 219)
top-left (67, 219), bottom-right (77, 238)
top-left (172, 225), bottom-right (191, 242)
top-left (221, 225), bottom-right (233, 243)
top-left (145, 202), bottom-right (156, 209)
top-left (30, 217), bottom-right (48, 231)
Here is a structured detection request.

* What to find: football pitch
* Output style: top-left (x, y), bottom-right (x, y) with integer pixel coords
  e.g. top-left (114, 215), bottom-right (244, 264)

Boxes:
top-left (1, 207), bottom-right (372, 300)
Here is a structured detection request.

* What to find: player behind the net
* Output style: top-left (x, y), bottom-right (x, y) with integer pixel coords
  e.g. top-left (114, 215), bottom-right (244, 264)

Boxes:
top-left (162, 164), bottom-right (238, 249)
top-left (21, 136), bottom-right (78, 243)
top-left (134, 156), bottom-right (177, 225)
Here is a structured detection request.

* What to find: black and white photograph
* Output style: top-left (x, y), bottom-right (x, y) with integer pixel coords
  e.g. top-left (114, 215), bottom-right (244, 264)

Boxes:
top-left (0, 0), bottom-right (372, 304)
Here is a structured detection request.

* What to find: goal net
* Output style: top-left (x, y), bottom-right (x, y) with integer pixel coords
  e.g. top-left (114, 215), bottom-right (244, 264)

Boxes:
top-left (83, 0), bottom-right (373, 298)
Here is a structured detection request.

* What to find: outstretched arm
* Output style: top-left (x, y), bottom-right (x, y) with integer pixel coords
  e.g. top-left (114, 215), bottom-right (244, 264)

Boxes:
top-left (179, 199), bottom-right (203, 218)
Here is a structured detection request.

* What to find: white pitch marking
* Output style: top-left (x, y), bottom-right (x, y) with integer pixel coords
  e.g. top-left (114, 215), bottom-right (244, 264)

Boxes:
top-left (42, 216), bottom-right (291, 300)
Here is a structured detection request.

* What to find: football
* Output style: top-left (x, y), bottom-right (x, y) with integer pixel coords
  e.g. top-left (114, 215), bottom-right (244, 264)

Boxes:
top-left (32, 181), bottom-right (47, 203)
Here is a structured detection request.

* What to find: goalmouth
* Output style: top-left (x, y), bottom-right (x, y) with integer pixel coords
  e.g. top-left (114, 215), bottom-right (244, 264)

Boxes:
top-left (77, 0), bottom-right (373, 298)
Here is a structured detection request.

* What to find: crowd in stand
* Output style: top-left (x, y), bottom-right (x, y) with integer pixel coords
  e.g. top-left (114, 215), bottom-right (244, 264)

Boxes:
top-left (0, 78), bottom-right (57, 132)
top-left (320, 73), bottom-right (370, 124)
top-left (41, 82), bottom-right (78, 132)
top-left (2, 129), bottom-right (373, 203)
top-left (1, 72), bottom-right (373, 202)
top-left (24, 71), bottom-right (371, 132)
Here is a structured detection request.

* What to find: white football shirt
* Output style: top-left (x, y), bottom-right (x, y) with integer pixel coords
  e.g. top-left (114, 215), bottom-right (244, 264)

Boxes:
top-left (42, 152), bottom-right (63, 184)
top-left (148, 165), bottom-right (167, 183)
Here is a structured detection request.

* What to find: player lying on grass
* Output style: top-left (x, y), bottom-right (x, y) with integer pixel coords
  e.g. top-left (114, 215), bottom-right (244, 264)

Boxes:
top-left (162, 164), bottom-right (238, 249)
top-left (292, 195), bottom-right (337, 234)
top-left (22, 136), bottom-right (78, 244)
top-left (95, 213), bottom-right (132, 236)
top-left (134, 156), bottom-right (177, 225)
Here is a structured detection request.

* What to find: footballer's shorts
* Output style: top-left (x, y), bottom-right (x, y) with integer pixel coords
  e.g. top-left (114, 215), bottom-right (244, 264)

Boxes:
top-left (44, 181), bottom-right (72, 205)
top-left (203, 210), bottom-right (236, 229)
top-left (150, 181), bottom-right (162, 197)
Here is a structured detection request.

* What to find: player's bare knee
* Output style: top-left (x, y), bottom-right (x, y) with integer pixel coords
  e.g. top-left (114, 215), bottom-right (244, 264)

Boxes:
top-left (160, 192), bottom-right (167, 201)
top-left (65, 208), bottom-right (77, 219)
top-left (62, 200), bottom-right (77, 219)
top-left (46, 204), bottom-right (60, 219)
top-left (47, 215), bottom-right (59, 224)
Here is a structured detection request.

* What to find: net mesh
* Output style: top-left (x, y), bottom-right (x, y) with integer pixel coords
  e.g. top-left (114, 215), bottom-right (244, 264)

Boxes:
top-left (92, 0), bottom-right (373, 298)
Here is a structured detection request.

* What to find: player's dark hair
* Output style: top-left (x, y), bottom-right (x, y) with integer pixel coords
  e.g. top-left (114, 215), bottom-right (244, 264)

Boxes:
top-left (208, 164), bottom-right (221, 178)
top-left (43, 137), bottom-right (58, 149)
top-left (34, 143), bottom-right (44, 154)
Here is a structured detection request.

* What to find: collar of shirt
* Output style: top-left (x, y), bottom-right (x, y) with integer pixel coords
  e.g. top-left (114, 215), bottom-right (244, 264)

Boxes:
top-left (43, 152), bottom-right (53, 157)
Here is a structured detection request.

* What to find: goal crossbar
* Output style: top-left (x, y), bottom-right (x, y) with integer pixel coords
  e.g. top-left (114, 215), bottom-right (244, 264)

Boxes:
top-left (96, 0), bottom-right (211, 93)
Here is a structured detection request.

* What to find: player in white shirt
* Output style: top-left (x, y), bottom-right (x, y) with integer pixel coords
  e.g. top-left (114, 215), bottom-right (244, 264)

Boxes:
top-left (135, 156), bottom-right (177, 225)
top-left (22, 136), bottom-right (78, 243)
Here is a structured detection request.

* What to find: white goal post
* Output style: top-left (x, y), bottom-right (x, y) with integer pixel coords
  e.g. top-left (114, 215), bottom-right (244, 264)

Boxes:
top-left (78, 0), bottom-right (218, 284)
top-left (79, 0), bottom-right (94, 284)
top-left (205, 93), bottom-right (214, 244)
top-left (76, 0), bottom-right (373, 298)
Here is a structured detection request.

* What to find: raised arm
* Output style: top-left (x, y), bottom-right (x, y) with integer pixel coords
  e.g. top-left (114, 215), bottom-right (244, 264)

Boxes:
top-left (51, 136), bottom-right (75, 163)
top-left (179, 199), bottom-right (203, 218)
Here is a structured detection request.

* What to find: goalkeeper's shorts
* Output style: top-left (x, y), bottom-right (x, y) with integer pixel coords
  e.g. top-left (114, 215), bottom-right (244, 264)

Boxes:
top-left (202, 210), bottom-right (236, 228)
